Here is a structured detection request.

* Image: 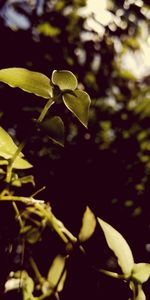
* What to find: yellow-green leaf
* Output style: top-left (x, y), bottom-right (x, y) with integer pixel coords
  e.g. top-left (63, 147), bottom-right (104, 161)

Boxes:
top-left (12, 157), bottom-right (33, 169)
top-left (0, 68), bottom-right (52, 98)
top-left (132, 263), bottom-right (150, 284)
top-left (52, 70), bottom-right (77, 90)
top-left (135, 286), bottom-right (146, 300)
top-left (78, 206), bottom-right (96, 242)
top-left (63, 90), bottom-right (91, 128)
top-left (12, 175), bottom-right (35, 187)
top-left (97, 217), bottom-right (134, 274)
top-left (129, 282), bottom-right (146, 300)
top-left (47, 255), bottom-right (67, 292)
top-left (5, 271), bottom-right (34, 300)
top-left (37, 22), bottom-right (61, 37)
top-left (0, 127), bottom-right (32, 169)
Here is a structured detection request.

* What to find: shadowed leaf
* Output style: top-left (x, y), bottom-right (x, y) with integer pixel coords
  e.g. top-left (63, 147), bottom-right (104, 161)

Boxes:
top-left (42, 116), bottom-right (65, 147)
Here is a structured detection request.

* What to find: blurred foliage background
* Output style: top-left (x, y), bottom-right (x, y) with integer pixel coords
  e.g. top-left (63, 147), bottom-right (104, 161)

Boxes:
top-left (0, 0), bottom-right (150, 299)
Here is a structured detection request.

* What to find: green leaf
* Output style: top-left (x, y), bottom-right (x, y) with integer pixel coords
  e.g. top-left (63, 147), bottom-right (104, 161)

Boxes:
top-left (129, 282), bottom-right (146, 300)
top-left (23, 275), bottom-right (35, 300)
top-left (5, 278), bottom-right (22, 292)
top-left (0, 168), bottom-right (5, 174)
top-left (42, 116), bottom-right (65, 147)
top-left (12, 175), bottom-right (35, 187)
top-left (0, 68), bottom-right (52, 98)
top-left (0, 160), bottom-right (8, 165)
top-left (97, 217), bottom-right (134, 274)
top-left (0, 127), bottom-right (32, 169)
top-left (24, 227), bottom-right (41, 244)
top-left (135, 286), bottom-right (146, 300)
top-left (52, 70), bottom-right (78, 90)
top-left (47, 255), bottom-right (67, 292)
top-left (117, 69), bottom-right (137, 81)
top-left (132, 263), bottom-right (150, 284)
top-left (63, 90), bottom-right (91, 127)
top-left (78, 206), bottom-right (96, 242)
top-left (37, 22), bottom-right (61, 37)
top-left (5, 271), bottom-right (35, 300)
top-left (12, 157), bottom-right (33, 169)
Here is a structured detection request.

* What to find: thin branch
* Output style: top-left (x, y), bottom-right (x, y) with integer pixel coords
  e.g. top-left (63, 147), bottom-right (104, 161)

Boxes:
top-left (5, 141), bottom-right (26, 183)
top-left (37, 98), bottom-right (54, 123)
top-left (29, 257), bottom-right (45, 285)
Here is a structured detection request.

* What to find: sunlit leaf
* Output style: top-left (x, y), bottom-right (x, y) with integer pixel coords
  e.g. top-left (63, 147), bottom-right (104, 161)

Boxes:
top-left (0, 127), bottom-right (32, 169)
top-left (42, 116), bottom-right (64, 147)
top-left (52, 70), bottom-right (78, 90)
top-left (134, 98), bottom-right (150, 119)
top-left (78, 206), bottom-right (96, 242)
top-left (135, 286), bottom-right (146, 300)
top-left (18, 271), bottom-right (34, 300)
top-left (12, 175), bottom-right (35, 187)
top-left (12, 157), bottom-right (33, 169)
top-left (23, 277), bottom-right (35, 300)
top-left (47, 255), bottom-right (67, 292)
top-left (63, 90), bottom-right (91, 128)
top-left (132, 263), bottom-right (150, 284)
top-left (5, 278), bottom-right (22, 292)
top-left (0, 160), bottom-right (8, 165)
top-left (97, 217), bottom-right (134, 274)
top-left (37, 22), bottom-right (61, 37)
top-left (0, 68), bottom-right (52, 98)
top-left (5, 271), bottom-right (34, 300)
top-left (129, 282), bottom-right (146, 300)
top-left (118, 69), bottom-right (137, 80)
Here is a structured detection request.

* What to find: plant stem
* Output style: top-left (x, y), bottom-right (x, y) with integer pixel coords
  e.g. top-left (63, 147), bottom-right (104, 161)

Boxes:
top-left (5, 97), bottom-right (54, 184)
top-left (29, 257), bottom-right (45, 285)
top-left (5, 141), bottom-right (26, 183)
top-left (35, 203), bottom-right (69, 244)
top-left (98, 268), bottom-right (130, 280)
top-left (0, 195), bottom-right (44, 204)
top-left (12, 201), bottom-right (24, 228)
top-left (37, 98), bottom-right (54, 123)
top-left (36, 290), bottom-right (53, 300)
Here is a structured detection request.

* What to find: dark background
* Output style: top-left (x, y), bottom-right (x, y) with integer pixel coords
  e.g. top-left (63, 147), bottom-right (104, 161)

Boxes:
top-left (0, 0), bottom-right (150, 299)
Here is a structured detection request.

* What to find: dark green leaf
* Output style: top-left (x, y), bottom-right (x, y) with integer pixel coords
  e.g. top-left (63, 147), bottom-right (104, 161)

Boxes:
top-left (42, 116), bottom-right (65, 147)
top-left (24, 227), bottom-right (41, 244)
top-left (63, 90), bottom-right (91, 127)
top-left (0, 68), bottom-right (52, 98)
